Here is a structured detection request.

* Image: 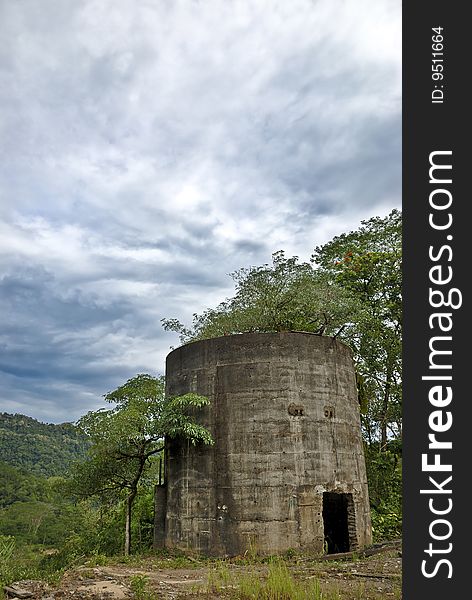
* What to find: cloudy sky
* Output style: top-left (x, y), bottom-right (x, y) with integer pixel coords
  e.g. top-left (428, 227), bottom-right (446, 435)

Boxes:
top-left (0, 0), bottom-right (401, 423)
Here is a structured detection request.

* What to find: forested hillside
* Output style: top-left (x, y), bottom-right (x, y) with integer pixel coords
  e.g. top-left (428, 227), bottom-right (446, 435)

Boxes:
top-left (0, 412), bottom-right (89, 476)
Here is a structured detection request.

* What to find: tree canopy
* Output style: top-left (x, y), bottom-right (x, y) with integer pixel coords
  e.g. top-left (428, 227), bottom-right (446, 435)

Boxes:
top-left (162, 250), bottom-right (361, 342)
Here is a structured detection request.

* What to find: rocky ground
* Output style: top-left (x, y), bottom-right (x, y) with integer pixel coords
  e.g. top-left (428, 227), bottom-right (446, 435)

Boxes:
top-left (3, 542), bottom-right (402, 600)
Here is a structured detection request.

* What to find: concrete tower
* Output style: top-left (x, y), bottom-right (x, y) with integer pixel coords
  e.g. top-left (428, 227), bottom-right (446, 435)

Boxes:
top-left (156, 332), bottom-right (371, 556)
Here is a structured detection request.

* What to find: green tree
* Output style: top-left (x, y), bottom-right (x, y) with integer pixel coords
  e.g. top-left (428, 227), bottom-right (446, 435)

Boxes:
top-left (163, 213), bottom-right (401, 449)
top-left (162, 250), bottom-right (361, 342)
top-left (69, 374), bottom-right (213, 555)
top-left (312, 210), bottom-right (402, 447)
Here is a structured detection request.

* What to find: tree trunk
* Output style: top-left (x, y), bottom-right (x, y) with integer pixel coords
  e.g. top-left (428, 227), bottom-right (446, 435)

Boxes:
top-left (124, 490), bottom-right (136, 556)
top-left (380, 373), bottom-right (392, 450)
top-left (123, 454), bottom-right (152, 556)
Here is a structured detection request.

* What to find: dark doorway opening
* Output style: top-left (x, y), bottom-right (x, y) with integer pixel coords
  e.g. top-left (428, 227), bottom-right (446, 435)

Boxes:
top-left (322, 492), bottom-right (350, 553)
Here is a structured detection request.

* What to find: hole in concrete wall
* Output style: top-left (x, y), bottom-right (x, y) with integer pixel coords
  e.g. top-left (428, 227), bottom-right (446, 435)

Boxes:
top-left (322, 492), bottom-right (351, 553)
top-left (288, 403), bottom-right (304, 416)
top-left (157, 456), bottom-right (165, 486)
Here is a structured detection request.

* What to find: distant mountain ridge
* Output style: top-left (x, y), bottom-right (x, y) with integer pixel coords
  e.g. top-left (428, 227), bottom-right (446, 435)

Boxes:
top-left (0, 412), bottom-right (89, 477)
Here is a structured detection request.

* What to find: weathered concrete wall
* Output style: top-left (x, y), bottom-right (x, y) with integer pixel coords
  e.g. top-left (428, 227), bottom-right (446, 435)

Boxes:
top-left (153, 485), bottom-right (166, 549)
top-left (164, 332), bottom-right (371, 556)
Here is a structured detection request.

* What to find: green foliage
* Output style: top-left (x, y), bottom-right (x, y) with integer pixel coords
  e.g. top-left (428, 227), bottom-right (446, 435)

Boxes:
top-left (370, 508), bottom-right (402, 542)
top-left (0, 465), bottom-right (137, 569)
top-left (0, 538), bottom-right (65, 591)
top-left (69, 374), bottom-right (213, 504)
top-left (365, 443), bottom-right (402, 541)
top-left (162, 251), bottom-right (361, 343)
top-left (129, 574), bottom-right (151, 599)
top-left (0, 501), bottom-right (52, 543)
top-left (68, 374), bottom-right (213, 554)
top-left (0, 461), bottom-right (52, 509)
top-left (0, 463), bottom-right (94, 553)
top-left (37, 501), bottom-right (125, 568)
top-left (0, 534), bottom-right (20, 589)
top-left (0, 413), bottom-right (89, 477)
top-left (131, 488), bottom-right (155, 552)
top-left (313, 210), bottom-right (402, 446)
top-left (0, 535), bottom-right (15, 562)
top-left (0, 495), bottom-right (99, 549)
top-left (77, 374), bottom-right (213, 452)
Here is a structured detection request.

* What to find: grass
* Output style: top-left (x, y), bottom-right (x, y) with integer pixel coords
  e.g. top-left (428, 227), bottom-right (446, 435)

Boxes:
top-left (83, 553), bottom-right (110, 567)
top-left (238, 560), bottom-right (325, 599)
top-left (129, 574), bottom-right (152, 599)
top-left (205, 558), bottom-right (342, 600)
top-left (0, 538), bottom-right (66, 594)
